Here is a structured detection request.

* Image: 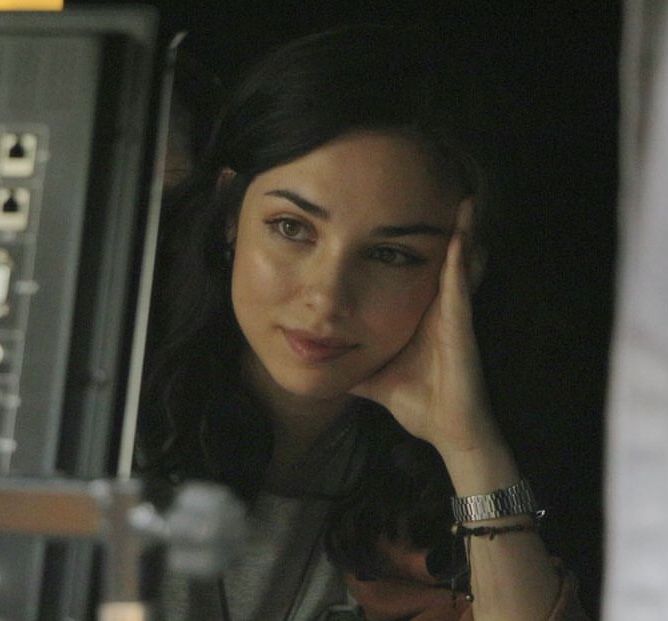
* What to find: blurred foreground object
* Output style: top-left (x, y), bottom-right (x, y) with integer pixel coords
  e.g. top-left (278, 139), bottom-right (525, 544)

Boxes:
top-left (0, 478), bottom-right (246, 620)
top-left (605, 1), bottom-right (668, 619)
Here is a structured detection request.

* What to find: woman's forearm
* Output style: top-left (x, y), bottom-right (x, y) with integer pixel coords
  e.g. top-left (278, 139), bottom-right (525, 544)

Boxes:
top-left (438, 442), bottom-right (561, 621)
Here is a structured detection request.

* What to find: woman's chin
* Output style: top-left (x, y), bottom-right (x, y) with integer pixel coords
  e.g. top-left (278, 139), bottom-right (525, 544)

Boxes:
top-left (279, 378), bottom-right (353, 401)
top-left (269, 369), bottom-right (360, 402)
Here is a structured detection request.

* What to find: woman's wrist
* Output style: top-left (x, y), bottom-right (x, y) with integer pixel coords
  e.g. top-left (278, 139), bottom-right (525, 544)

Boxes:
top-left (435, 440), bottom-right (521, 498)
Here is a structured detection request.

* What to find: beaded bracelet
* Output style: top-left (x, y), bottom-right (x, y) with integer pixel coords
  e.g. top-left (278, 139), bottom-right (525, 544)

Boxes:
top-left (450, 519), bottom-right (540, 540)
top-left (446, 511), bottom-right (547, 603)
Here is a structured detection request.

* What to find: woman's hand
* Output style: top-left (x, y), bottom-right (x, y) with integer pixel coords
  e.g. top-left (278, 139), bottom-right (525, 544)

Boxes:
top-left (350, 198), bottom-right (504, 458)
top-left (350, 199), bottom-right (565, 621)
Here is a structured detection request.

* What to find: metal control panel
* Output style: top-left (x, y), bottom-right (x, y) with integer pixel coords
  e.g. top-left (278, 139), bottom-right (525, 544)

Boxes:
top-left (0, 124), bottom-right (46, 473)
top-left (0, 9), bottom-right (162, 620)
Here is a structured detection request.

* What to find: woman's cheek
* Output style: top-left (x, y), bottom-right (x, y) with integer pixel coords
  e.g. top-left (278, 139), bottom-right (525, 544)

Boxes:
top-left (366, 278), bottom-right (437, 345)
top-left (232, 245), bottom-right (291, 317)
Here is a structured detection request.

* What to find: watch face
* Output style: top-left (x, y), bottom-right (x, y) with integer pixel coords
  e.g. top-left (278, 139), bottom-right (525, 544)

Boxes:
top-left (346, 524), bottom-right (469, 592)
top-left (426, 539), bottom-right (470, 588)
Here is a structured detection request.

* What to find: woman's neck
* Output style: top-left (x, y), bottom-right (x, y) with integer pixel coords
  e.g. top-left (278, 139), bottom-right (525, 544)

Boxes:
top-left (241, 350), bottom-right (353, 487)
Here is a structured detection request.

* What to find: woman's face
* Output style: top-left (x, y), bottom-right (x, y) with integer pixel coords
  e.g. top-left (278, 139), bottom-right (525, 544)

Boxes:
top-left (231, 131), bottom-right (461, 399)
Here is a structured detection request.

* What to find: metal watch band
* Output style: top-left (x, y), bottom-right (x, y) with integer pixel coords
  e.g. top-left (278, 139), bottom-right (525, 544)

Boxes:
top-left (450, 479), bottom-right (538, 523)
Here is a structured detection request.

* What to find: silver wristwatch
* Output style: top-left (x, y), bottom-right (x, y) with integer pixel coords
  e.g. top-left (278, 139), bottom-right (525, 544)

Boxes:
top-left (450, 479), bottom-right (538, 523)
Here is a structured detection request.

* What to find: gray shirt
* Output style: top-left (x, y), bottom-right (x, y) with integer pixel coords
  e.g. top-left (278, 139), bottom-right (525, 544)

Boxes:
top-left (163, 412), bottom-right (365, 621)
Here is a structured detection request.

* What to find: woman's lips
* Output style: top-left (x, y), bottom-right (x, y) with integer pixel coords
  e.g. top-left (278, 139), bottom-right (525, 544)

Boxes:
top-left (282, 329), bottom-right (357, 363)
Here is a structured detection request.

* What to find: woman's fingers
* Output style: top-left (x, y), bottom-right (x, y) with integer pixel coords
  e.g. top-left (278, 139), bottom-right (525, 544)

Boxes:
top-left (348, 197), bottom-right (485, 434)
top-left (439, 198), bottom-right (477, 353)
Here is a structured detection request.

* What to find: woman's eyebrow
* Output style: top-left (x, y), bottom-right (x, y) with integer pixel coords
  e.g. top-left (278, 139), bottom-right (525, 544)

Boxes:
top-left (265, 189), bottom-right (449, 237)
top-left (370, 223), bottom-right (450, 238)
top-left (265, 189), bottom-right (329, 219)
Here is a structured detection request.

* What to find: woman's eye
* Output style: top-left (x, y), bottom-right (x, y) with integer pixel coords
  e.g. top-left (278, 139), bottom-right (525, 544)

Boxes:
top-left (268, 217), bottom-right (312, 242)
top-left (368, 246), bottom-right (424, 266)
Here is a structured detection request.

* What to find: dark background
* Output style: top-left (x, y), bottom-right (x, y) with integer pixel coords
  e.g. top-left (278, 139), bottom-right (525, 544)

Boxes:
top-left (71, 1), bottom-right (621, 617)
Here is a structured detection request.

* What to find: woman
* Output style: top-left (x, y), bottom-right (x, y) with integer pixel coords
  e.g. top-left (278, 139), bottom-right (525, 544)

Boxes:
top-left (139, 25), bottom-right (588, 620)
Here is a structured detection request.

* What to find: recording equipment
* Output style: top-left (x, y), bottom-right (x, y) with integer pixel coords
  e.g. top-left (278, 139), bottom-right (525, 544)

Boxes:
top-left (0, 7), bottom-right (166, 619)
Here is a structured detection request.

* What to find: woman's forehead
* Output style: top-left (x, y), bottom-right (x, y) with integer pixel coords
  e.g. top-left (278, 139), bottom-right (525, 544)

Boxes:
top-left (246, 131), bottom-right (461, 224)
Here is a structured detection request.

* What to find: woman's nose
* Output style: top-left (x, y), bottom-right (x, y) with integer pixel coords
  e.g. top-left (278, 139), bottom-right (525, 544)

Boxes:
top-left (301, 252), bottom-right (355, 319)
